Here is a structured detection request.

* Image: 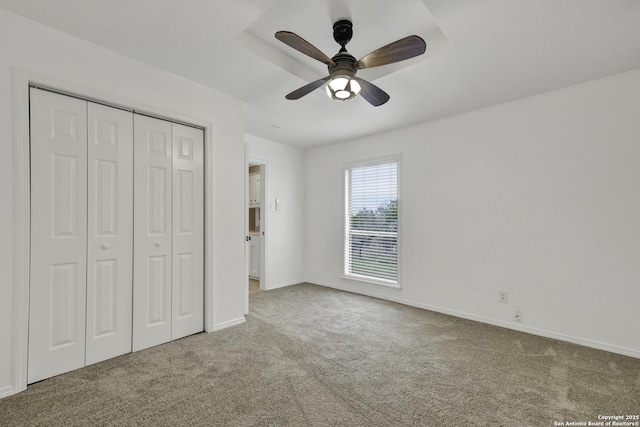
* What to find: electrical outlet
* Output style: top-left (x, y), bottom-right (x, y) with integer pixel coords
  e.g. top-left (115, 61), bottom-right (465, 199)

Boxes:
top-left (514, 310), bottom-right (523, 322)
top-left (499, 291), bottom-right (508, 303)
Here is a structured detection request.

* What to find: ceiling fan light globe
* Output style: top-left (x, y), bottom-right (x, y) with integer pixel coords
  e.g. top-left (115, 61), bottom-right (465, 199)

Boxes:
top-left (328, 77), bottom-right (349, 91)
top-left (326, 76), bottom-right (360, 102)
top-left (349, 80), bottom-right (362, 95)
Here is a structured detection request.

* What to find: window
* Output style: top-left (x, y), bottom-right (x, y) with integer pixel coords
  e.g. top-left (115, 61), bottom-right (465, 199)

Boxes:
top-left (344, 157), bottom-right (399, 286)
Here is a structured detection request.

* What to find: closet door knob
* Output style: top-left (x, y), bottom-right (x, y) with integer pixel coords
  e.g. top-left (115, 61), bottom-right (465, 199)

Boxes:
top-left (101, 243), bottom-right (110, 250)
top-left (155, 241), bottom-right (162, 247)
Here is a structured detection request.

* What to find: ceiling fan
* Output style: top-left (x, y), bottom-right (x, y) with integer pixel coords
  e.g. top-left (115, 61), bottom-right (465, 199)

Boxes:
top-left (275, 20), bottom-right (426, 106)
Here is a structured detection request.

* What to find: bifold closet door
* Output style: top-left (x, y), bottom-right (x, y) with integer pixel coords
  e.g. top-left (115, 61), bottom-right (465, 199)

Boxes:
top-left (133, 116), bottom-right (204, 351)
top-left (29, 89), bottom-right (202, 380)
top-left (29, 89), bottom-right (88, 384)
top-left (133, 115), bottom-right (173, 351)
top-left (28, 89), bottom-right (134, 383)
top-left (85, 103), bottom-right (134, 366)
top-left (171, 123), bottom-right (204, 340)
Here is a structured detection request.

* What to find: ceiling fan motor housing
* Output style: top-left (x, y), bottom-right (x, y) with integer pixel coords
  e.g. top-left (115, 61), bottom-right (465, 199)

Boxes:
top-left (329, 19), bottom-right (357, 80)
top-left (329, 52), bottom-right (357, 79)
top-left (328, 21), bottom-right (359, 102)
top-left (333, 19), bottom-right (353, 47)
top-left (327, 51), bottom-right (360, 102)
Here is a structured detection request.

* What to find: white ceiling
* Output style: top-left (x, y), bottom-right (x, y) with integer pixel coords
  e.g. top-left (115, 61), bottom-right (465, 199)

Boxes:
top-left (1, 0), bottom-right (640, 148)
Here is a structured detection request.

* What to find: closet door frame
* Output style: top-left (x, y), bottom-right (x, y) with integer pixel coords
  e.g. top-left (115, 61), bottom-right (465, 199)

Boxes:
top-left (10, 71), bottom-right (216, 397)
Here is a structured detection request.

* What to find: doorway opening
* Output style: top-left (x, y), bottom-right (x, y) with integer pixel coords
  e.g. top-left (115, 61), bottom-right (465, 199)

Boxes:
top-left (246, 160), bottom-right (266, 312)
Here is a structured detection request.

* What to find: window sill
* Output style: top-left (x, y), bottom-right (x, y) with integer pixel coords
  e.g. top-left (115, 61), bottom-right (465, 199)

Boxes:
top-left (341, 274), bottom-right (401, 290)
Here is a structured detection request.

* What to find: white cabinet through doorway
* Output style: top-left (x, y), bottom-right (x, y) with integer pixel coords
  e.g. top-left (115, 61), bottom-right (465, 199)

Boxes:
top-left (249, 234), bottom-right (260, 279)
top-left (249, 172), bottom-right (261, 207)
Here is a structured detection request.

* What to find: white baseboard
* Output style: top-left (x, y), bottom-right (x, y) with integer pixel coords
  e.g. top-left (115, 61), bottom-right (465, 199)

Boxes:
top-left (0, 385), bottom-right (16, 399)
top-left (264, 279), bottom-right (304, 291)
top-left (306, 279), bottom-right (640, 360)
top-left (212, 316), bottom-right (246, 331)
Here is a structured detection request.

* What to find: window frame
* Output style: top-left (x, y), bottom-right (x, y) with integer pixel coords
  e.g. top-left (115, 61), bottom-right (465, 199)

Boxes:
top-left (342, 155), bottom-right (401, 289)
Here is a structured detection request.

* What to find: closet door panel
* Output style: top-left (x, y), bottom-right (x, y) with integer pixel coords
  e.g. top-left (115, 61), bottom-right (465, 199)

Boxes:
top-left (28, 89), bottom-right (88, 384)
top-left (171, 124), bottom-right (204, 339)
top-left (133, 115), bottom-right (173, 351)
top-left (85, 102), bottom-right (133, 365)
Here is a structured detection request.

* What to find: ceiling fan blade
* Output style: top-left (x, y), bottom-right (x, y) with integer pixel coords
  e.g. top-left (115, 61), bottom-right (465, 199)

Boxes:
top-left (356, 35), bottom-right (426, 69)
top-left (275, 31), bottom-right (336, 67)
top-left (355, 78), bottom-right (390, 106)
top-left (285, 76), bottom-right (331, 100)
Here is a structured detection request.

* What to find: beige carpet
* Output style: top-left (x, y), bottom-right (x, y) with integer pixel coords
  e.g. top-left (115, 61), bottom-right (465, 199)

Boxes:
top-left (1, 283), bottom-right (638, 426)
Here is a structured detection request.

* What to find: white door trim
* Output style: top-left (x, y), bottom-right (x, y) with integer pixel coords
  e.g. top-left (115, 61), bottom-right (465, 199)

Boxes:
top-left (244, 144), bottom-right (249, 316)
top-left (10, 67), bottom-right (216, 396)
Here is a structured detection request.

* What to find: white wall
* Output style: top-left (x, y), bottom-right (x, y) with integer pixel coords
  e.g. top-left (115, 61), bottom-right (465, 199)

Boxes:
top-left (0, 10), bottom-right (246, 397)
top-left (305, 69), bottom-right (640, 358)
top-left (247, 135), bottom-right (306, 289)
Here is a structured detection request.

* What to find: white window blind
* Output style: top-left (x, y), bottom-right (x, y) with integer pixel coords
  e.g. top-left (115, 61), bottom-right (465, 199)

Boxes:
top-left (345, 159), bottom-right (398, 284)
